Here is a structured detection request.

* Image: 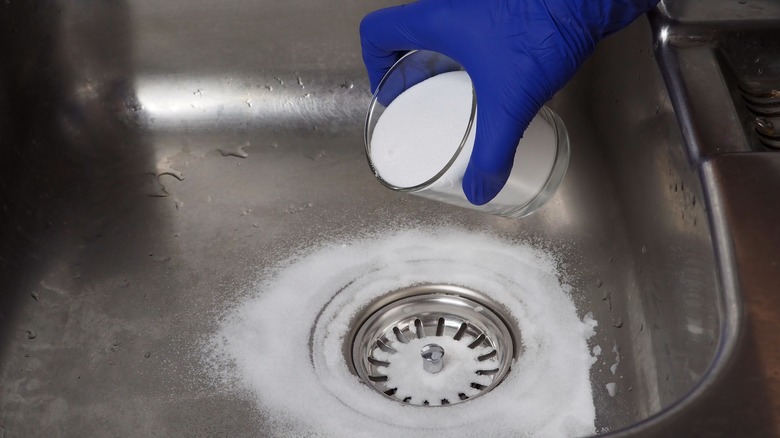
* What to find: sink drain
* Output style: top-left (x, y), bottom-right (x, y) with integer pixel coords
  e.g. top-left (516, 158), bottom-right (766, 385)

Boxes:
top-left (348, 284), bottom-right (518, 406)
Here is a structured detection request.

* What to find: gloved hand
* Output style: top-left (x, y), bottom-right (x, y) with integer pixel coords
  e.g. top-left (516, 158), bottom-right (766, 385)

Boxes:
top-left (361, 0), bottom-right (659, 205)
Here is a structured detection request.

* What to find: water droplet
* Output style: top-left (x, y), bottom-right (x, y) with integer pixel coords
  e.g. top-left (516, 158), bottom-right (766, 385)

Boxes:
top-left (218, 141), bottom-right (250, 158)
top-left (284, 202), bottom-right (314, 214)
top-left (251, 223), bottom-right (259, 228)
top-left (245, 99), bottom-right (252, 108)
top-left (26, 329), bottom-right (37, 339)
top-left (613, 318), bottom-right (624, 328)
top-left (297, 76), bottom-right (304, 88)
top-left (303, 93), bottom-right (311, 98)
top-left (152, 255), bottom-right (170, 263)
top-left (157, 170), bottom-right (184, 182)
top-left (145, 173), bottom-right (170, 197)
top-left (274, 77), bottom-right (284, 85)
top-left (30, 292), bottom-right (38, 302)
top-left (304, 150), bottom-right (327, 161)
top-left (641, 246), bottom-right (647, 255)
top-left (193, 89), bottom-right (203, 96)
top-left (340, 81), bottom-right (354, 90)
top-left (265, 85), bottom-right (273, 91)
top-left (116, 278), bottom-right (130, 288)
top-left (144, 352), bottom-right (151, 358)
top-left (596, 279), bottom-right (603, 288)
top-left (674, 183), bottom-right (678, 192)
top-left (738, 0), bottom-right (747, 4)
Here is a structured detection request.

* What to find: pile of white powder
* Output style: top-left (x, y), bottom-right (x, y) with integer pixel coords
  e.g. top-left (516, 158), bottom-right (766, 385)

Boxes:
top-left (203, 226), bottom-right (597, 437)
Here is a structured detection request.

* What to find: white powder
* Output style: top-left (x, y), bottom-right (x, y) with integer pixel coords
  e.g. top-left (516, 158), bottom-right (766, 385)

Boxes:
top-left (606, 382), bottom-right (617, 397)
top-left (370, 71), bottom-right (473, 188)
top-left (370, 71), bottom-right (559, 208)
top-left (203, 226), bottom-right (596, 437)
top-left (610, 343), bottom-right (621, 375)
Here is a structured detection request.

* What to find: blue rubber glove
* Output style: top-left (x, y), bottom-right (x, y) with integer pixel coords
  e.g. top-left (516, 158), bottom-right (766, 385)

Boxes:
top-left (361, 0), bottom-right (659, 205)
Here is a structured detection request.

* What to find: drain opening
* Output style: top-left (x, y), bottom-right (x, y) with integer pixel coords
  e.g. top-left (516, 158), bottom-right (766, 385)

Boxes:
top-left (348, 284), bottom-right (519, 407)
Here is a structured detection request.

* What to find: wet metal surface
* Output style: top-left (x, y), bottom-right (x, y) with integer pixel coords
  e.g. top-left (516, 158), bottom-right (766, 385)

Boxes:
top-left (1, 0), bottom-right (778, 436)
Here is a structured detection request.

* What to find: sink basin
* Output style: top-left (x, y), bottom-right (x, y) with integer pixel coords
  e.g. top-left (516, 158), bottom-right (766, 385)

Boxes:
top-left (1, 1), bottom-right (778, 436)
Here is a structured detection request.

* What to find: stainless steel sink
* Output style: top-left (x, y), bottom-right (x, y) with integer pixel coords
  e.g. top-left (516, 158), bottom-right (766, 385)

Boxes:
top-left (1, 1), bottom-right (779, 436)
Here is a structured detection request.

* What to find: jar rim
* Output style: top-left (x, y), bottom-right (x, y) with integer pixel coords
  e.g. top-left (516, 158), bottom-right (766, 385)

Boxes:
top-left (364, 50), bottom-right (476, 192)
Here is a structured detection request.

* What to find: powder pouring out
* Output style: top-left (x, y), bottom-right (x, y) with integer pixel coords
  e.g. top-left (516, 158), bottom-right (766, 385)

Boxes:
top-left (202, 226), bottom-right (598, 437)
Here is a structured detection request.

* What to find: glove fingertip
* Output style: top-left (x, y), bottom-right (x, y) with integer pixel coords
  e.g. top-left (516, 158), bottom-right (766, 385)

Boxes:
top-left (461, 102), bottom-right (523, 206)
top-left (462, 165), bottom-right (508, 206)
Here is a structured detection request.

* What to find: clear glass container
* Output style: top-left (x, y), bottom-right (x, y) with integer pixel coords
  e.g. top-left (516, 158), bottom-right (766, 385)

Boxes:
top-left (364, 50), bottom-right (570, 219)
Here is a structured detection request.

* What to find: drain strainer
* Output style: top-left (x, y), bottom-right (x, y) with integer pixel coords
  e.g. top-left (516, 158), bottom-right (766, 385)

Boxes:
top-left (348, 284), bottom-right (518, 406)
